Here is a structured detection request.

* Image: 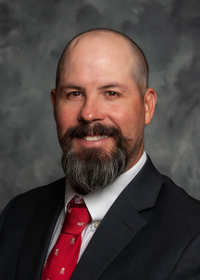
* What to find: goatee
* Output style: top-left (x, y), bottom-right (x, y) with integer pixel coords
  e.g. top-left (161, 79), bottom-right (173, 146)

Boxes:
top-left (61, 123), bottom-right (132, 194)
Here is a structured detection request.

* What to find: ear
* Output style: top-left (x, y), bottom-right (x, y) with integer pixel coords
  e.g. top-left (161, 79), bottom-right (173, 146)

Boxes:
top-left (144, 88), bottom-right (157, 125)
top-left (51, 89), bottom-right (57, 119)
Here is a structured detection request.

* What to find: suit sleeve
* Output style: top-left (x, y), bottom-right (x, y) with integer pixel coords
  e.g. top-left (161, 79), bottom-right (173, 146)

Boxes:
top-left (168, 231), bottom-right (200, 279)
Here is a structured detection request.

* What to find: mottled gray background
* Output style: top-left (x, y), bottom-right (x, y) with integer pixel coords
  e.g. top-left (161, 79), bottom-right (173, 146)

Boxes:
top-left (0, 0), bottom-right (200, 212)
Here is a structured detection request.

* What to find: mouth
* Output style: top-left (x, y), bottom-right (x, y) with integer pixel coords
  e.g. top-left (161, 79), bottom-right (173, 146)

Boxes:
top-left (83, 135), bottom-right (109, 141)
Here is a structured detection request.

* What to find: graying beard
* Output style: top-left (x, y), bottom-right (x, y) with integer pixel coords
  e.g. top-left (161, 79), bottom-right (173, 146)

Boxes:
top-left (62, 146), bottom-right (127, 194)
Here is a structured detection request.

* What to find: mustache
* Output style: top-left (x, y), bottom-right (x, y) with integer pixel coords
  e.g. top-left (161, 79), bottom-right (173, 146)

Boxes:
top-left (61, 123), bottom-right (131, 147)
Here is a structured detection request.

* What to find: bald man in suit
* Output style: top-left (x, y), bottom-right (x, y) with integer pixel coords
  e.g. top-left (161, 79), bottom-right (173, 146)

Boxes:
top-left (1, 29), bottom-right (200, 280)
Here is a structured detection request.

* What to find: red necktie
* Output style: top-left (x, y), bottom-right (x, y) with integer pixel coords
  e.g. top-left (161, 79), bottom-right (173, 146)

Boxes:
top-left (41, 198), bottom-right (91, 280)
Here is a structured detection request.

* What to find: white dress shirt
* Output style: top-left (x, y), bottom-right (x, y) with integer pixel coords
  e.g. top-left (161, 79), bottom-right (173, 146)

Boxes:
top-left (46, 152), bottom-right (147, 261)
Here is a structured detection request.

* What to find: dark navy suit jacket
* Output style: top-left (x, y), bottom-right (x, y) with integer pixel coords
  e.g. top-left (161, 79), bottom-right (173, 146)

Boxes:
top-left (1, 156), bottom-right (200, 279)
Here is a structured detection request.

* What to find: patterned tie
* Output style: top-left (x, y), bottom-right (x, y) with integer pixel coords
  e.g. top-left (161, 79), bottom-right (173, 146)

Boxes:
top-left (41, 198), bottom-right (91, 280)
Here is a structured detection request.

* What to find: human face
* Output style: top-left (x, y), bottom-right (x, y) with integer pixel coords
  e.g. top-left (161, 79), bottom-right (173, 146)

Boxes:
top-left (51, 35), bottom-right (156, 170)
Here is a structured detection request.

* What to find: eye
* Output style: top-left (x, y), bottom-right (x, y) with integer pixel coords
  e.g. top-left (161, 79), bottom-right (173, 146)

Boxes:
top-left (105, 91), bottom-right (119, 96)
top-left (67, 91), bottom-right (82, 97)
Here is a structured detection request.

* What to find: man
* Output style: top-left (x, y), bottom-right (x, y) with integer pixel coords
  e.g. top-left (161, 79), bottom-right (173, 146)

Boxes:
top-left (1, 28), bottom-right (200, 280)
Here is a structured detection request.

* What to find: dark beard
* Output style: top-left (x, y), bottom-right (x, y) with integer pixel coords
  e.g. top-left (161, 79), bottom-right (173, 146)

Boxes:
top-left (61, 123), bottom-right (132, 194)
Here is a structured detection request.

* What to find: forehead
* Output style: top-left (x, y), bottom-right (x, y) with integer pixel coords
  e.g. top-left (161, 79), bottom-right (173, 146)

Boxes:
top-left (66, 33), bottom-right (133, 66)
top-left (59, 34), bottom-right (135, 84)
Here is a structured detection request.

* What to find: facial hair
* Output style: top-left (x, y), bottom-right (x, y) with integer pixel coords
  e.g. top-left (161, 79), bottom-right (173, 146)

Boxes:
top-left (61, 123), bottom-right (140, 194)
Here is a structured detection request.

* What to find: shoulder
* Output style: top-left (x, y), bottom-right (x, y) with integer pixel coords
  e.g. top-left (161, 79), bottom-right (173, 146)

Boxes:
top-left (160, 175), bottom-right (200, 213)
top-left (0, 177), bottom-right (66, 230)
top-left (145, 156), bottom-right (200, 215)
top-left (135, 155), bottom-right (200, 231)
top-left (17, 177), bottom-right (66, 201)
top-left (8, 177), bottom-right (66, 207)
top-left (152, 174), bottom-right (200, 238)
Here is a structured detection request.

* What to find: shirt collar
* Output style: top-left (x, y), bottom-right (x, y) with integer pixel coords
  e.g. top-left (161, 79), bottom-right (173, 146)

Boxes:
top-left (65, 152), bottom-right (147, 221)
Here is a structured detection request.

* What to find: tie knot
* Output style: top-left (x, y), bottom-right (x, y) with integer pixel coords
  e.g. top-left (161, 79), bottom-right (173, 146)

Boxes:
top-left (61, 200), bottom-right (91, 235)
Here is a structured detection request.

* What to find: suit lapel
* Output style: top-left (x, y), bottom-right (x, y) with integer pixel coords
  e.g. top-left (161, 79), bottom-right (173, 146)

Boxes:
top-left (71, 195), bottom-right (147, 280)
top-left (71, 157), bottom-right (163, 280)
top-left (16, 180), bottom-right (65, 280)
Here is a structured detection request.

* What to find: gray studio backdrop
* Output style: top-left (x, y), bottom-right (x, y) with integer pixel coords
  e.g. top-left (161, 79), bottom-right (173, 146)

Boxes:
top-left (0, 0), bottom-right (200, 212)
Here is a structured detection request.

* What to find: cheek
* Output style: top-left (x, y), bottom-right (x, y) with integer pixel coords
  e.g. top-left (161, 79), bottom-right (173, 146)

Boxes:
top-left (55, 107), bottom-right (77, 134)
top-left (108, 107), bottom-right (135, 131)
top-left (110, 108), bottom-right (144, 140)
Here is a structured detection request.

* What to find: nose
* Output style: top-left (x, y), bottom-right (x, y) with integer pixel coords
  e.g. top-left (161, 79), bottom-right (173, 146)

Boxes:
top-left (78, 96), bottom-right (105, 123)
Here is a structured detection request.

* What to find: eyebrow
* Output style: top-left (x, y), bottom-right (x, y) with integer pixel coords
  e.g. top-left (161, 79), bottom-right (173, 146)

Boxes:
top-left (98, 83), bottom-right (127, 90)
top-left (62, 84), bottom-right (83, 90)
top-left (61, 83), bottom-right (127, 91)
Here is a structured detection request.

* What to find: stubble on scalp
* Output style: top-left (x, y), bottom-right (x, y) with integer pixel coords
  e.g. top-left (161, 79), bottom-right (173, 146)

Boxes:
top-left (55, 28), bottom-right (149, 96)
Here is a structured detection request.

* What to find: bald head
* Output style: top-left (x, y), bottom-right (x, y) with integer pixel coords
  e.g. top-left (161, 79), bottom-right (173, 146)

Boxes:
top-left (55, 29), bottom-right (149, 95)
